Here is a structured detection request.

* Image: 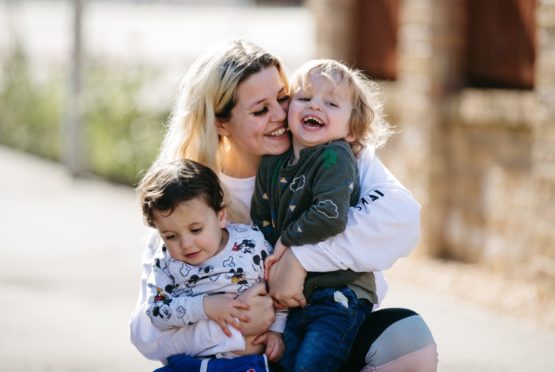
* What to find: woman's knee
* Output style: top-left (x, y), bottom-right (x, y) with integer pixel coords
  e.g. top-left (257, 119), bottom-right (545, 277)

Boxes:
top-left (364, 312), bottom-right (437, 371)
top-left (344, 308), bottom-right (437, 371)
top-left (362, 343), bottom-right (438, 372)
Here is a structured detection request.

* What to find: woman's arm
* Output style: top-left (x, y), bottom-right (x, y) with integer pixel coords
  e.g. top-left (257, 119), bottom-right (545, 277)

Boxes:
top-left (290, 148), bottom-right (421, 272)
top-left (268, 149), bottom-right (420, 307)
top-left (129, 232), bottom-right (274, 362)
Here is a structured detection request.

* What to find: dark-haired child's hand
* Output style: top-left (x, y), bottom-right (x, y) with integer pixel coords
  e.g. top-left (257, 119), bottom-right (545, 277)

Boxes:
top-left (203, 294), bottom-right (250, 337)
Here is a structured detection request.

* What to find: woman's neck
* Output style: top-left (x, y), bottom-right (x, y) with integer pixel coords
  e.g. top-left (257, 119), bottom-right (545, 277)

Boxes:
top-left (222, 146), bottom-right (260, 178)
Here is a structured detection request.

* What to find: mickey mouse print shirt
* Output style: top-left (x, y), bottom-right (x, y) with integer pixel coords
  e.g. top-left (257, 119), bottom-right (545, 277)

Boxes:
top-left (145, 223), bottom-right (277, 330)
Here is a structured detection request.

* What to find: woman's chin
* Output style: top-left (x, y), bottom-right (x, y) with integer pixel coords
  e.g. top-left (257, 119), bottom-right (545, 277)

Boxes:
top-left (264, 134), bottom-right (291, 155)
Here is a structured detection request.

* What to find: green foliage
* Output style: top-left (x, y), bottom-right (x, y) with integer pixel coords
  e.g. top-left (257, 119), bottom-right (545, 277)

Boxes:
top-left (0, 46), bottom-right (62, 160)
top-left (84, 62), bottom-right (167, 185)
top-left (0, 47), bottom-right (168, 185)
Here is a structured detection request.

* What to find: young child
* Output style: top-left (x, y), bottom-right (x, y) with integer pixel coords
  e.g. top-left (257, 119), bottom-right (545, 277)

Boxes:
top-left (137, 159), bottom-right (285, 364)
top-left (251, 59), bottom-right (388, 371)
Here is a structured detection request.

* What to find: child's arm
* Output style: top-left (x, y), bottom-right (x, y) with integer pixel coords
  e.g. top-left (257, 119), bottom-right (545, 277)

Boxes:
top-left (251, 155), bottom-right (283, 246)
top-left (130, 232), bottom-right (248, 361)
top-left (289, 149), bottom-right (421, 274)
top-left (280, 144), bottom-right (358, 247)
top-left (145, 252), bottom-right (248, 332)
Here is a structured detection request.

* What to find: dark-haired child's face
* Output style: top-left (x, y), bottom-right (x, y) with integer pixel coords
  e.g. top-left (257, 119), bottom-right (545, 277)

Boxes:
top-left (153, 198), bottom-right (228, 265)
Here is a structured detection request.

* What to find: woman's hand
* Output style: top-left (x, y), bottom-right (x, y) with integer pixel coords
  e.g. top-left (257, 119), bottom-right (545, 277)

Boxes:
top-left (268, 248), bottom-right (307, 309)
top-left (203, 294), bottom-right (250, 337)
top-left (236, 283), bottom-right (275, 336)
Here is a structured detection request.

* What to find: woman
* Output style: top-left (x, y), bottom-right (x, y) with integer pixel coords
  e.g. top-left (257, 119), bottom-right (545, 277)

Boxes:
top-left (129, 39), bottom-right (437, 371)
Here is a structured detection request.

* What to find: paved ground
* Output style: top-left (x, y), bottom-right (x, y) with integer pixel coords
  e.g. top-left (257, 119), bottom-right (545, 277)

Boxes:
top-left (1, 146), bottom-right (555, 371)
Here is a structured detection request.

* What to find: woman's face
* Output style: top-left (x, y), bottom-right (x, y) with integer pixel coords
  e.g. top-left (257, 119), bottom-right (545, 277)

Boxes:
top-left (217, 66), bottom-right (291, 159)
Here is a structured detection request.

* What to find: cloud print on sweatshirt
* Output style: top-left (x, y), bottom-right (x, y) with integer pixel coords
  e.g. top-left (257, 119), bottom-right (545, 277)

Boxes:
top-left (289, 175), bottom-right (306, 192)
top-left (315, 199), bottom-right (339, 219)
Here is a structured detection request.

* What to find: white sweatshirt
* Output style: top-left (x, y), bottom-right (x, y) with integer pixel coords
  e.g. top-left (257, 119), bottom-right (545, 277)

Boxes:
top-left (129, 147), bottom-right (421, 362)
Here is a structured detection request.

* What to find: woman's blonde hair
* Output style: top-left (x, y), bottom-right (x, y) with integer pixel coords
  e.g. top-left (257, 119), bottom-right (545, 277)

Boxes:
top-left (158, 39), bottom-right (288, 168)
top-left (154, 39), bottom-right (288, 222)
top-left (289, 59), bottom-right (392, 156)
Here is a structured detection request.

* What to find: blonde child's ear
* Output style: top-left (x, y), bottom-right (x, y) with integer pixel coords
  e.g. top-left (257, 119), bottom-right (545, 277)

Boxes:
top-left (345, 133), bottom-right (356, 143)
top-left (215, 119), bottom-right (231, 137)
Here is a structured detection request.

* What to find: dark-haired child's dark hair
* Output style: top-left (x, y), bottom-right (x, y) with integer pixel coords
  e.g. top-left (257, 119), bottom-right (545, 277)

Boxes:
top-left (137, 159), bottom-right (224, 227)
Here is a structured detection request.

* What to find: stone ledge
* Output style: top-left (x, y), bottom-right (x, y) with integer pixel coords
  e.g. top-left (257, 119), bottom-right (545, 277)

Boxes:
top-left (448, 88), bottom-right (538, 130)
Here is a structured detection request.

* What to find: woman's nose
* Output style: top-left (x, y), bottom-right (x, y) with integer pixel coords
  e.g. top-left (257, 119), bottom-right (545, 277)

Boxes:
top-left (271, 101), bottom-right (287, 122)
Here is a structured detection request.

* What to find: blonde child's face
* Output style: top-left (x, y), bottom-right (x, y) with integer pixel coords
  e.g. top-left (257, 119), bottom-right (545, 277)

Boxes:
top-left (287, 71), bottom-right (353, 156)
top-left (153, 198), bottom-right (228, 265)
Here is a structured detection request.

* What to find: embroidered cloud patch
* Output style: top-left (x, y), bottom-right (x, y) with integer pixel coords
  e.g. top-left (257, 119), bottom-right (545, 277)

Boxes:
top-left (315, 200), bottom-right (339, 219)
top-left (289, 175), bottom-right (306, 192)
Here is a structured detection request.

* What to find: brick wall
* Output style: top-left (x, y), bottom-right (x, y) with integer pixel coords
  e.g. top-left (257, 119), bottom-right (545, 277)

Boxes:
top-left (309, 0), bottom-right (555, 282)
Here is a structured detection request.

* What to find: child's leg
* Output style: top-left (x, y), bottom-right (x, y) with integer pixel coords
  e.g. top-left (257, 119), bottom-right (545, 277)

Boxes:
top-left (278, 307), bottom-right (306, 371)
top-left (291, 287), bottom-right (372, 372)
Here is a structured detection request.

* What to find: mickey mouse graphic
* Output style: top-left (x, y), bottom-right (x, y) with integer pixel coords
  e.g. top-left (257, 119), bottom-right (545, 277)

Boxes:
top-left (150, 285), bottom-right (174, 321)
top-left (227, 267), bottom-right (249, 292)
top-left (252, 249), bottom-right (268, 272)
top-left (232, 239), bottom-right (256, 254)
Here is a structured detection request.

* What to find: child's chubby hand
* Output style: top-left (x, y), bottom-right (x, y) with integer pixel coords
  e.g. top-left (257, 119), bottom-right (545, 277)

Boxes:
top-left (203, 294), bottom-right (250, 337)
top-left (253, 331), bottom-right (285, 363)
top-left (264, 238), bottom-right (289, 280)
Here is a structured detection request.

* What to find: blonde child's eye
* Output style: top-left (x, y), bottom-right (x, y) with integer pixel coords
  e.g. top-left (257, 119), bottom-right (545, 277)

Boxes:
top-left (191, 227), bottom-right (203, 234)
top-left (165, 234), bottom-right (176, 240)
top-left (328, 102), bottom-right (338, 108)
top-left (298, 97), bottom-right (310, 102)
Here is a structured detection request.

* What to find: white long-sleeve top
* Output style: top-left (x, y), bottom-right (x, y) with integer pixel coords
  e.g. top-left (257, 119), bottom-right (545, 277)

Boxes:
top-left (129, 147), bottom-right (421, 362)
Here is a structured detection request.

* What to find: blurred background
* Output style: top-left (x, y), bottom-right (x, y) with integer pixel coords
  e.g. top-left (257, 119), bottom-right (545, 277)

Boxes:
top-left (1, 0), bottom-right (554, 371)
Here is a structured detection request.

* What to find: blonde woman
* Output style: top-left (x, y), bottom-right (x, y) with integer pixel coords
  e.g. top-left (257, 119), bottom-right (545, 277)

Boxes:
top-left (130, 39), bottom-right (437, 371)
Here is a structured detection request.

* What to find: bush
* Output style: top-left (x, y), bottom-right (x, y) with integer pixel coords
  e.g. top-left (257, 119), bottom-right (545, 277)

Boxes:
top-left (0, 48), bottom-right (168, 185)
top-left (84, 62), bottom-right (167, 185)
top-left (0, 46), bottom-right (62, 160)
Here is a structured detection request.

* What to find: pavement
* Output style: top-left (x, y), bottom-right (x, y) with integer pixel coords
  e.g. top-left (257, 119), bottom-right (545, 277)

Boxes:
top-left (1, 146), bottom-right (555, 371)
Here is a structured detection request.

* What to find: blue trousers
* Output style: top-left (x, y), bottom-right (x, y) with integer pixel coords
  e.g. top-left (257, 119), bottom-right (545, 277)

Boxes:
top-left (155, 353), bottom-right (268, 372)
top-left (278, 286), bottom-right (373, 372)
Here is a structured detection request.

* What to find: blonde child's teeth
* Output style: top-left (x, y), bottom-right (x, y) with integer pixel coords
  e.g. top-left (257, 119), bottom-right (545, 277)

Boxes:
top-left (303, 116), bottom-right (323, 125)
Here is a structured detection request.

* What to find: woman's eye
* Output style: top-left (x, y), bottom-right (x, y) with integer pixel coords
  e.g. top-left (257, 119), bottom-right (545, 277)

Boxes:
top-left (253, 107), bottom-right (269, 116)
top-left (277, 95), bottom-right (290, 103)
